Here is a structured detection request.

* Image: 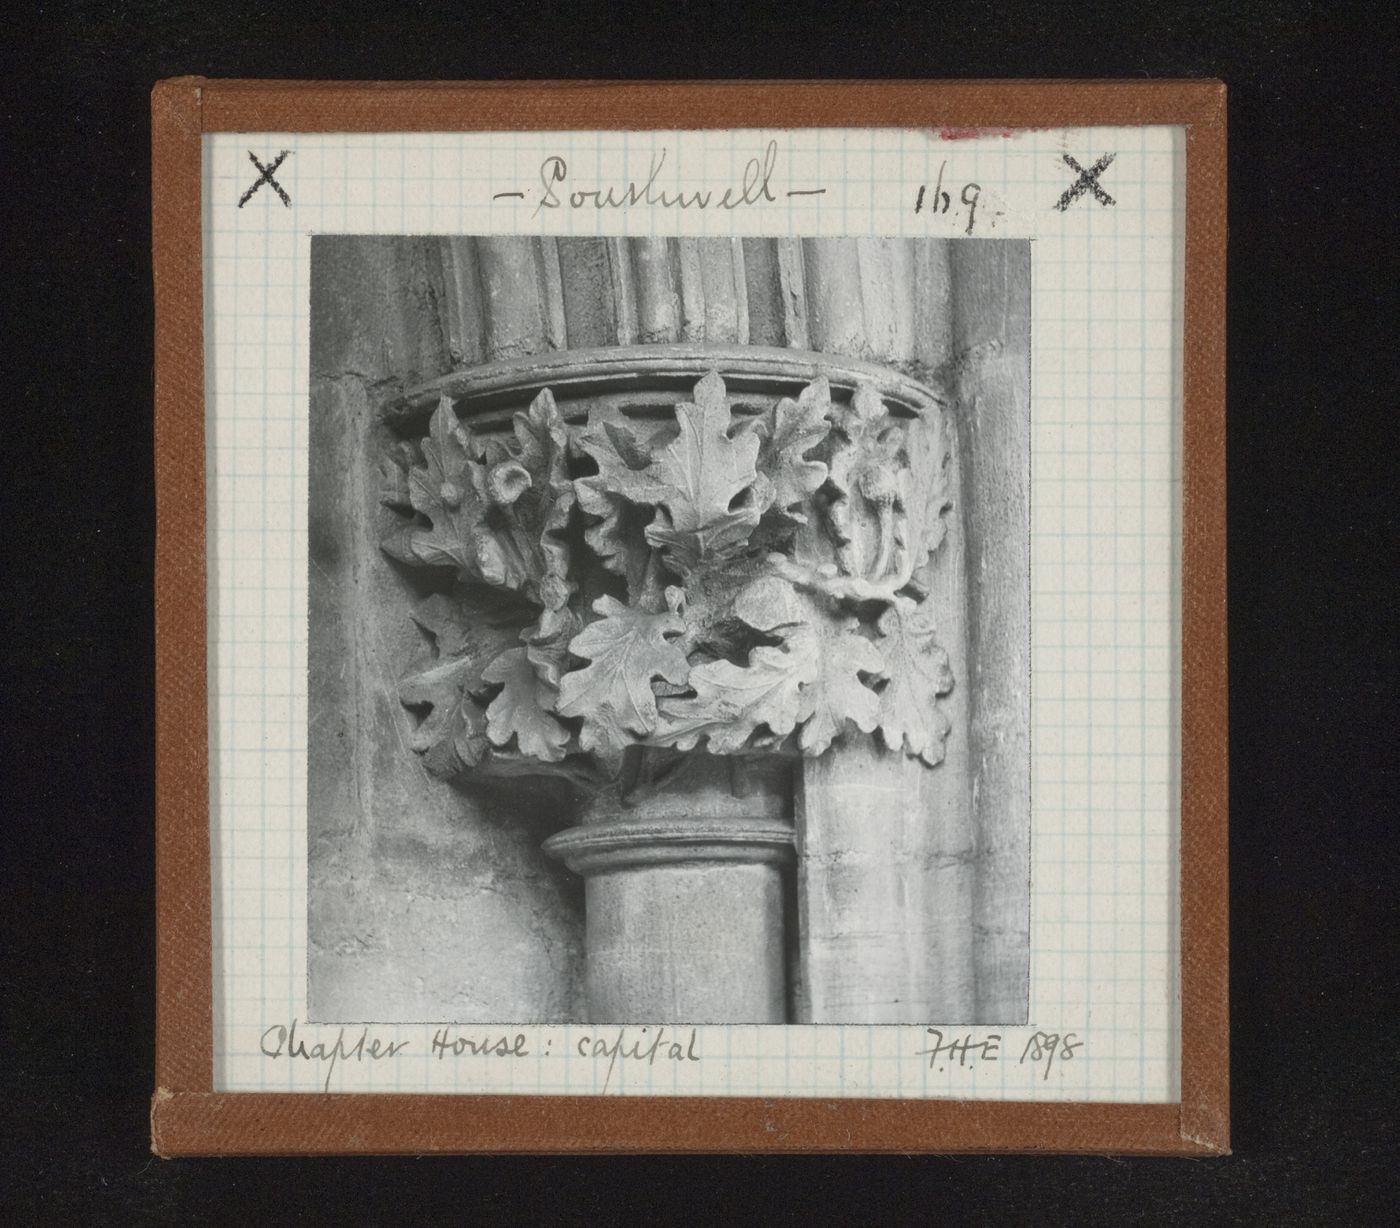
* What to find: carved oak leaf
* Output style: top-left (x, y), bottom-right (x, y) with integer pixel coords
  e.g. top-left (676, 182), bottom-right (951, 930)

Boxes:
top-left (451, 388), bottom-right (577, 604)
top-left (643, 371), bottom-right (762, 580)
top-left (378, 441), bottom-right (416, 515)
top-left (524, 604), bottom-right (580, 690)
top-left (741, 579), bottom-right (887, 756)
top-left (578, 416), bottom-right (670, 505)
top-left (555, 593), bottom-right (691, 757)
top-left (388, 392), bottom-right (576, 607)
top-left (651, 642), bottom-right (811, 754)
top-left (874, 598), bottom-right (954, 766)
top-left (575, 416), bottom-right (664, 597)
top-left (761, 377), bottom-right (831, 522)
top-left (394, 395), bottom-right (488, 573)
top-left (901, 408), bottom-right (952, 599)
top-left (481, 647), bottom-right (570, 762)
top-left (494, 388), bottom-right (576, 608)
top-left (825, 384), bottom-right (910, 583)
top-left (398, 593), bottom-right (510, 777)
top-left (653, 575), bottom-right (884, 757)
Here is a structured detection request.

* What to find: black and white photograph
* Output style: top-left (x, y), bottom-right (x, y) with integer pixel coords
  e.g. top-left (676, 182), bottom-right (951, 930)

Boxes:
top-left (307, 235), bottom-right (1031, 1027)
top-left (11, 0), bottom-right (1395, 1201)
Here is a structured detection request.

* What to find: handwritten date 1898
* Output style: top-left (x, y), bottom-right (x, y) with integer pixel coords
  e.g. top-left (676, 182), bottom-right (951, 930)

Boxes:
top-left (916, 1028), bottom-right (1083, 1079)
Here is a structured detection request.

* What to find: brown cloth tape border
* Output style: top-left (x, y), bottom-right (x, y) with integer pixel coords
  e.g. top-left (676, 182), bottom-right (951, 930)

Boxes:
top-left (152, 79), bottom-right (1227, 1156)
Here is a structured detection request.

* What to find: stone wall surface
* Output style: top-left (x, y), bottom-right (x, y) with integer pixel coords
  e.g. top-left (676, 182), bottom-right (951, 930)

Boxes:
top-left (307, 237), bottom-right (584, 1023)
top-left (307, 235), bottom-right (1030, 1024)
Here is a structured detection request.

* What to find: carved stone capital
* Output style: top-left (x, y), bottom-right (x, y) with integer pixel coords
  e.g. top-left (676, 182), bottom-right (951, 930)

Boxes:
top-left (381, 357), bottom-right (955, 793)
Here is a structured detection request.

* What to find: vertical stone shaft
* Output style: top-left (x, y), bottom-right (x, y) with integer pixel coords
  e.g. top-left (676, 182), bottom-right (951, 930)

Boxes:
top-left (544, 758), bottom-right (793, 1023)
top-left (952, 241), bottom-right (1032, 1024)
top-left (796, 239), bottom-right (976, 1023)
top-left (920, 407), bottom-right (978, 1020)
top-left (630, 238), bottom-right (680, 343)
top-left (475, 237), bottom-right (561, 360)
top-left (799, 741), bottom-right (945, 1021)
top-left (908, 240), bottom-right (978, 1020)
top-left (580, 857), bottom-right (789, 1023)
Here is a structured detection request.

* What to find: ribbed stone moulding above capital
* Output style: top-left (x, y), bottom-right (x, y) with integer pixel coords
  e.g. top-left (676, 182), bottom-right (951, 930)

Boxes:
top-left (430, 236), bottom-right (953, 378)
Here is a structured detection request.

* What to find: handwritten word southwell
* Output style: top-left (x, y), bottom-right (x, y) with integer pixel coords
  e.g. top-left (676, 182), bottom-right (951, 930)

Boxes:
top-left (527, 140), bottom-right (812, 216)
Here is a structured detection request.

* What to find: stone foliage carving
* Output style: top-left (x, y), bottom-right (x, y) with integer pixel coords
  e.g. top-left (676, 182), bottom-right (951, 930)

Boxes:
top-left (381, 370), bottom-right (954, 785)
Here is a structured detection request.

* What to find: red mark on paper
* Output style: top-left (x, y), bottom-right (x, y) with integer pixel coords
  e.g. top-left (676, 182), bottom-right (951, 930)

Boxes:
top-left (937, 126), bottom-right (1016, 141)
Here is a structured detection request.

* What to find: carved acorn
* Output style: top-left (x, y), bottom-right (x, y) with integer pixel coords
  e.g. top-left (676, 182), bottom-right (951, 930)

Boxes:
top-left (486, 459), bottom-right (532, 507)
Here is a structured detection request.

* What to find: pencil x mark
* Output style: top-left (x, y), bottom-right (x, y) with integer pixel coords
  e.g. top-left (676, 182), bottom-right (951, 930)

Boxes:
top-left (1055, 153), bottom-right (1116, 211)
top-left (239, 150), bottom-right (292, 208)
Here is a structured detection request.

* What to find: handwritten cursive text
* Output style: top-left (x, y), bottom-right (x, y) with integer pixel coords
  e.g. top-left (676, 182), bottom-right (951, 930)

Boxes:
top-left (577, 1026), bottom-right (700, 1092)
top-left (532, 141), bottom-right (785, 217)
top-left (260, 1018), bottom-right (410, 1092)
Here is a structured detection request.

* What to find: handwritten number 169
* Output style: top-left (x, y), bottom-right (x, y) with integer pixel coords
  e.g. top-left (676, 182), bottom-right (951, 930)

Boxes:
top-left (914, 161), bottom-right (983, 235)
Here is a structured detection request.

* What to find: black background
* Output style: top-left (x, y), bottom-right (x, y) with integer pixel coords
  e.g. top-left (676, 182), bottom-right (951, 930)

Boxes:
top-left (2, 1), bottom-right (1394, 1221)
